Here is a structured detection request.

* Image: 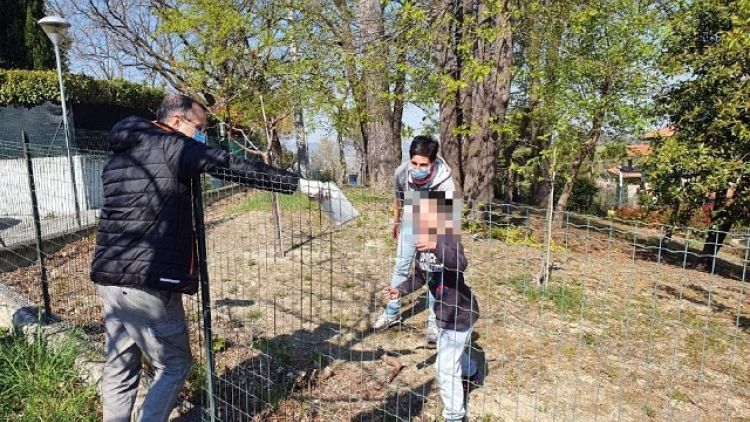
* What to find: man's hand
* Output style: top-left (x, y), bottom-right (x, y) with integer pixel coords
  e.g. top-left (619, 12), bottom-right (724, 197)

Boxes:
top-left (416, 239), bottom-right (437, 252)
top-left (382, 287), bottom-right (400, 301)
top-left (391, 223), bottom-right (400, 241)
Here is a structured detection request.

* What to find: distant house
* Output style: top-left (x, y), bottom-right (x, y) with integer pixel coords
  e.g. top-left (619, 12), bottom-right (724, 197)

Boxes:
top-left (604, 126), bottom-right (674, 206)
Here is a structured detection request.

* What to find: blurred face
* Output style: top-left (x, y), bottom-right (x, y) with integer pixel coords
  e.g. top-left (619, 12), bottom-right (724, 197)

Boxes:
top-left (414, 197), bottom-right (462, 243)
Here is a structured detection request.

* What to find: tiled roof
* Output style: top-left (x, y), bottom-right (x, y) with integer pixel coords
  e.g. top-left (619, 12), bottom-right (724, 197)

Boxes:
top-left (626, 144), bottom-right (652, 157)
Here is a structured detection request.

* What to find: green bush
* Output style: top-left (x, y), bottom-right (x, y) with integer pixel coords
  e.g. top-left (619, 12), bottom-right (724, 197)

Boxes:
top-left (0, 329), bottom-right (100, 421)
top-left (0, 69), bottom-right (164, 109)
top-left (568, 178), bottom-right (602, 215)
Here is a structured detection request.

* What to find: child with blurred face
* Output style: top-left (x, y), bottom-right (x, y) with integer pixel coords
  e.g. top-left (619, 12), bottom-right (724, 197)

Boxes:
top-left (382, 192), bottom-right (481, 422)
top-left (373, 136), bottom-right (456, 343)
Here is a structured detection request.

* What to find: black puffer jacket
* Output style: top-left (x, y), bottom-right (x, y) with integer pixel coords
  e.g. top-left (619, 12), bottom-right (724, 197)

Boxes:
top-left (90, 116), bottom-right (299, 293)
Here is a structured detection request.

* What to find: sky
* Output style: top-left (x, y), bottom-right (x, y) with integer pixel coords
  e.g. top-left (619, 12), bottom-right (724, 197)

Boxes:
top-left (291, 104), bottom-right (432, 158)
top-left (275, 104), bottom-right (433, 174)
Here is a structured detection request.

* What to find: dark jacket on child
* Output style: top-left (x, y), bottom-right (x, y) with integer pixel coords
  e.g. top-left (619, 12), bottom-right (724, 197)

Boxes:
top-left (397, 235), bottom-right (479, 331)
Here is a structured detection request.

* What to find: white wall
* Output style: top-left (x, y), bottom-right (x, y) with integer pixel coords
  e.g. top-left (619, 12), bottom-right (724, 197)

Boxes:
top-left (0, 155), bottom-right (105, 217)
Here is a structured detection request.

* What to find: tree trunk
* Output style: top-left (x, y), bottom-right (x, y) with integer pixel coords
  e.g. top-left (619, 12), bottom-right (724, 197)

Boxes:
top-left (438, 0), bottom-right (512, 204)
top-left (700, 189), bottom-right (738, 263)
top-left (392, 48), bottom-right (406, 159)
top-left (267, 129), bottom-right (285, 257)
top-left (438, 0), bottom-right (467, 193)
top-left (702, 219), bottom-right (733, 257)
top-left (530, 113), bottom-right (552, 207)
top-left (533, 162), bottom-right (553, 206)
top-left (334, 0), bottom-right (370, 184)
top-left (555, 112), bottom-right (605, 211)
top-left (336, 130), bottom-right (348, 186)
top-left (359, 0), bottom-right (398, 189)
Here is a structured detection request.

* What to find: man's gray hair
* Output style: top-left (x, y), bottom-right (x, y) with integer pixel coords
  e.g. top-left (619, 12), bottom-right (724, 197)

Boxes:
top-left (156, 94), bottom-right (206, 123)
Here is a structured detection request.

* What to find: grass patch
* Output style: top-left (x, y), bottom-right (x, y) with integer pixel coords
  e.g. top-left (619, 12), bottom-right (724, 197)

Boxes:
top-left (682, 319), bottom-right (728, 365)
top-left (246, 309), bottom-right (264, 321)
top-left (463, 221), bottom-right (567, 252)
top-left (669, 389), bottom-right (691, 403)
top-left (185, 361), bottom-right (207, 403)
top-left (233, 192), bottom-right (310, 213)
top-left (253, 338), bottom-right (291, 365)
top-left (347, 188), bottom-right (391, 209)
top-left (0, 330), bottom-right (100, 421)
top-left (212, 336), bottom-right (228, 353)
top-left (499, 275), bottom-right (584, 314)
top-left (341, 280), bottom-right (356, 289)
top-left (333, 313), bottom-right (349, 326)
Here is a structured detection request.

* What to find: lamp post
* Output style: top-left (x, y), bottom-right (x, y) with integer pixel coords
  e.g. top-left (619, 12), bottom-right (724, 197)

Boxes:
top-left (38, 16), bottom-right (81, 227)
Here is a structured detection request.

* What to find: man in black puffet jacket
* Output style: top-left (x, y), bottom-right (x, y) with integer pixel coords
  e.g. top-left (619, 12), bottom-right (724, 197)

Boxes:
top-left (91, 94), bottom-right (324, 422)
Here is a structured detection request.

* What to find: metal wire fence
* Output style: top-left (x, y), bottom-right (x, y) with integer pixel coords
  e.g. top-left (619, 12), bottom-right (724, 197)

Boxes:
top-left (0, 133), bottom-right (748, 421)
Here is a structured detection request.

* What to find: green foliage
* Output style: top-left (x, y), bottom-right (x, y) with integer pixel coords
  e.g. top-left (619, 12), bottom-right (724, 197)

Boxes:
top-left (646, 0), bottom-right (750, 231)
top-left (0, 69), bottom-right (164, 109)
top-left (24, 0), bottom-right (54, 70)
top-left (0, 330), bottom-right (100, 421)
top-left (246, 309), bottom-right (264, 321)
top-left (508, 0), bottom-right (662, 206)
top-left (462, 220), bottom-right (566, 251)
top-left (211, 336), bottom-right (228, 353)
top-left (155, 0), bottom-right (301, 136)
top-left (185, 361), bottom-right (207, 403)
top-left (252, 338), bottom-right (291, 365)
top-left (0, 0), bottom-right (55, 70)
top-left (568, 178), bottom-right (601, 215)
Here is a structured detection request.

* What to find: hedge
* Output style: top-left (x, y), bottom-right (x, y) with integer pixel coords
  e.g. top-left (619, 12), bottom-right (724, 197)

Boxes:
top-left (0, 69), bottom-right (164, 110)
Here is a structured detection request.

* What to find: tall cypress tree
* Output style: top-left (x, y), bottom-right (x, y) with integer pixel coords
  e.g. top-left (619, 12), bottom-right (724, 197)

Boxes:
top-left (24, 0), bottom-right (55, 69)
top-left (0, 0), bottom-right (27, 69)
top-left (0, 0), bottom-right (55, 69)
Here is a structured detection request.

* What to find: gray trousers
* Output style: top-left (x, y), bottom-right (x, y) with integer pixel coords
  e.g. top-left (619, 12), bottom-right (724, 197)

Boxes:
top-left (97, 285), bottom-right (192, 422)
top-left (436, 326), bottom-right (476, 421)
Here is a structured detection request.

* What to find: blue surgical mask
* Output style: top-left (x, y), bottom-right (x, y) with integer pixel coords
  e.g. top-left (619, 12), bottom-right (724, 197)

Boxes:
top-left (194, 129), bottom-right (207, 144)
top-left (410, 167), bottom-right (430, 180)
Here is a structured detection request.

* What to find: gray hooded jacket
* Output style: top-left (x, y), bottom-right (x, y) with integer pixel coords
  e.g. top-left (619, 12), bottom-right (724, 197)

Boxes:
top-left (394, 156), bottom-right (455, 200)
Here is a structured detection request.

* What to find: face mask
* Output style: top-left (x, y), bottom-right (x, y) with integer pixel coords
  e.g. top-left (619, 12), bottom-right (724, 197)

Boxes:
top-left (410, 167), bottom-right (430, 180)
top-left (194, 129), bottom-right (207, 144)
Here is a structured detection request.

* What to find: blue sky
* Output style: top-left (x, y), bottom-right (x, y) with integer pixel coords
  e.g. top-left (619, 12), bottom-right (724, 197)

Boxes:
top-left (297, 104), bottom-right (432, 161)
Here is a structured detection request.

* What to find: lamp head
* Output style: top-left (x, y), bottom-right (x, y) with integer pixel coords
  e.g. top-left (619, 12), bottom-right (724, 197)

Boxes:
top-left (38, 16), bottom-right (71, 46)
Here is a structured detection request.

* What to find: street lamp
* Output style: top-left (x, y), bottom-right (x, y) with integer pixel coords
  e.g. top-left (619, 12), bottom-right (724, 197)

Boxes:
top-left (38, 16), bottom-right (81, 227)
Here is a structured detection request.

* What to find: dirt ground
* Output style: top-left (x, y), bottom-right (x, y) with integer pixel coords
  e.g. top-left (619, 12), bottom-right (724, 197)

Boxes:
top-left (2, 188), bottom-right (748, 421)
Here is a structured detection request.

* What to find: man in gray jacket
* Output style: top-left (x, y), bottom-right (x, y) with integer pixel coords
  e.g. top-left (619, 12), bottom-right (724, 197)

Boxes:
top-left (372, 135), bottom-right (455, 345)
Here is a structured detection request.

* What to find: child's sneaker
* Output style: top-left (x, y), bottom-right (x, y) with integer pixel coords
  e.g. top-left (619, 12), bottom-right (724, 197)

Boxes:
top-left (426, 319), bottom-right (438, 345)
top-left (462, 366), bottom-right (485, 392)
top-left (372, 312), bottom-right (401, 330)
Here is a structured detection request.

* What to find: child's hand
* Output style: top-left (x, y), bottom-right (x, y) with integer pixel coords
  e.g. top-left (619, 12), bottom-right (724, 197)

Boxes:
top-left (382, 287), bottom-right (400, 300)
top-left (416, 239), bottom-right (437, 252)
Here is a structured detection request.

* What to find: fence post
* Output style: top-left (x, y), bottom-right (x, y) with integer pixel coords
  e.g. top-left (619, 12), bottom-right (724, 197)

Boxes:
top-left (192, 176), bottom-right (218, 421)
top-left (22, 131), bottom-right (52, 322)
